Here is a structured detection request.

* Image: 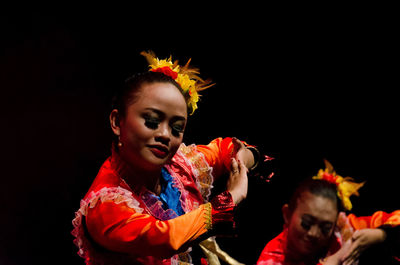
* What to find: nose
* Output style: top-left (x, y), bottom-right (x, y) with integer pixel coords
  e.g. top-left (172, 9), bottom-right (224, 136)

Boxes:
top-left (154, 122), bottom-right (171, 145)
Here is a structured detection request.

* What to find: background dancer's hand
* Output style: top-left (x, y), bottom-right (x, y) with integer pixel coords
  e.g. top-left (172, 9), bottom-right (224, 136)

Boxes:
top-left (342, 228), bottom-right (386, 265)
top-left (322, 239), bottom-right (352, 265)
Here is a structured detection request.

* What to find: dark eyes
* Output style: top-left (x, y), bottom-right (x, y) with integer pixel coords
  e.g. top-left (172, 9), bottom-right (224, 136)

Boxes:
top-left (144, 117), bottom-right (160, 130)
top-left (301, 219), bottom-right (312, 230)
top-left (143, 115), bottom-right (184, 136)
top-left (321, 224), bottom-right (333, 235)
top-left (171, 124), bottom-right (185, 134)
top-left (301, 218), bottom-right (333, 236)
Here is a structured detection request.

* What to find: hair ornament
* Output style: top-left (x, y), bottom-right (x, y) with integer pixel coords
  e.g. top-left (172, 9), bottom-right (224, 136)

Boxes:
top-left (313, 160), bottom-right (365, 211)
top-left (140, 51), bottom-right (214, 114)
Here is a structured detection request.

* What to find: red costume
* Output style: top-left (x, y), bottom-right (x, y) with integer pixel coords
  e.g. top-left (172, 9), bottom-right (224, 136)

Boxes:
top-left (72, 138), bottom-right (247, 265)
top-left (257, 211), bottom-right (400, 265)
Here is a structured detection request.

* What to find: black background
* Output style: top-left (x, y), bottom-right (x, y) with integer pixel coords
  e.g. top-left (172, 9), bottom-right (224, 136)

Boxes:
top-left (1, 8), bottom-right (399, 265)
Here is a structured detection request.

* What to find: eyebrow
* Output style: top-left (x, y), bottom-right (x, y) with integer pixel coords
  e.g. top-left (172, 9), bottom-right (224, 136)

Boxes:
top-left (302, 214), bottom-right (334, 225)
top-left (144, 108), bottom-right (186, 121)
top-left (302, 214), bottom-right (317, 221)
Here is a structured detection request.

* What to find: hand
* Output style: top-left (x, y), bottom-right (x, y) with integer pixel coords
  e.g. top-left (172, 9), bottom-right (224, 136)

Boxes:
top-left (342, 228), bottom-right (387, 265)
top-left (322, 240), bottom-right (352, 265)
top-left (232, 137), bottom-right (254, 170)
top-left (227, 158), bottom-right (248, 204)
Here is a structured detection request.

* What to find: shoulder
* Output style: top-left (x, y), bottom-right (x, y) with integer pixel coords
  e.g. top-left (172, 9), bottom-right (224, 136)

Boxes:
top-left (257, 232), bottom-right (286, 265)
top-left (84, 156), bottom-right (130, 199)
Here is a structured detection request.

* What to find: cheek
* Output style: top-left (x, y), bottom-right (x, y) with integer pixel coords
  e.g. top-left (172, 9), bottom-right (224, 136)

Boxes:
top-left (121, 119), bottom-right (152, 144)
top-left (169, 137), bottom-right (183, 155)
top-left (288, 217), bottom-right (305, 239)
top-left (295, 220), bottom-right (310, 240)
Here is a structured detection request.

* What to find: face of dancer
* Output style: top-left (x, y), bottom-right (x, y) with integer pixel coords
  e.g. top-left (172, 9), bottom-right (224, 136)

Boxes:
top-left (283, 191), bottom-right (338, 259)
top-left (112, 81), bottom-right (188, 172)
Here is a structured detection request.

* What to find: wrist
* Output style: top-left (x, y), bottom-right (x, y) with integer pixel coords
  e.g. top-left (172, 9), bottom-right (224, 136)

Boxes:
top-left (246, 146), bottom-right (260, 171)
top-left (228, 189), bottom-right (243, 205)
top-left (376, 228), bottom-right (388, 243)
top-left (211, 191), bottom-right (236, 209)
top-left (209, 191), bottom-right (236, 232)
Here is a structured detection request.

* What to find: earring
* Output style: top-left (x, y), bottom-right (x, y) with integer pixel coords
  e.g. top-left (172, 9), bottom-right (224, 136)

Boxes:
top-left (118, 136), bottom-right (123, 147)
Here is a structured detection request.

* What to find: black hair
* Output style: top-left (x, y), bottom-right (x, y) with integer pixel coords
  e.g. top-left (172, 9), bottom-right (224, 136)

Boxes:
top-left (111, 71), bottom-right (188, 117)
top-left (288, 178), bottom-right (343, 213)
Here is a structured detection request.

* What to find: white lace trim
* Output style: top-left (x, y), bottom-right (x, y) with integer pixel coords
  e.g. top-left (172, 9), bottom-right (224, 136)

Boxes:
top-left (175, 143), bottom-right (214, 202)
top-left (71, 186), bottom-right (144, 264)
top-left (72, 186), bottom-right (195, 264)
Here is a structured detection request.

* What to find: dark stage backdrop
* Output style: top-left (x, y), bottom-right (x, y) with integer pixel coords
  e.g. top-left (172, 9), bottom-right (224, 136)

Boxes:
top-left (1, 11), bottom-right (398, 265)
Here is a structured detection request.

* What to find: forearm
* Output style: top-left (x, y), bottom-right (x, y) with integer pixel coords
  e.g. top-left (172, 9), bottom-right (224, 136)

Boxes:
top-left (243, 145), bottom-right (259, 170)
top-left (85, 195), bottom-right (236, 258)
top-left (348, 210), bottom-right (400, 230)
top-left (196, 137), bottom-right (259, 177)
top-left (86, 202), bottom-right (208, 257)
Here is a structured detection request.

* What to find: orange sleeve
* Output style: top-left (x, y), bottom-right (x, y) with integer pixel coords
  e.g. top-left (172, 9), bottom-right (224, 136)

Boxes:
top-left (86, 201), bottom-right (211, 258)
top-left (347, 210), bottom-right (400, 230)
top-left (195, 137), bottom-right (235, 178)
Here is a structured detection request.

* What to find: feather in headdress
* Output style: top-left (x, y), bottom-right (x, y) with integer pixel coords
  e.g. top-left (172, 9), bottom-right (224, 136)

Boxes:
top-left (313, 159), bottom-right (365, 211)
top-left (140, 51), bottom-right (214, 114)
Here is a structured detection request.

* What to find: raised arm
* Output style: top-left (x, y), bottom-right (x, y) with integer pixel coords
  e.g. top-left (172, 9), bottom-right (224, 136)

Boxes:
top-left (196, 137), bottom-right (257, 179)
top-left (347, 210), bottom-right (400, 229)
top-left (342, 210), bottom-right (400, 264)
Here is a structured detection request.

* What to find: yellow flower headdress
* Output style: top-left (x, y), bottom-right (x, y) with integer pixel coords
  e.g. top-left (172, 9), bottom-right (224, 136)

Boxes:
top-left (140, 51), bottom-right (214, 114)
top-left (313, 160), bottom-right (365, 211)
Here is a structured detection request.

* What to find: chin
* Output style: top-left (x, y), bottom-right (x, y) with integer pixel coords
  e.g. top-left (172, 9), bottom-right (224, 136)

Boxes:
top-left (144, 158), bottom-right (166, 168)
top-left (296, 242), bottom-right (319, 258)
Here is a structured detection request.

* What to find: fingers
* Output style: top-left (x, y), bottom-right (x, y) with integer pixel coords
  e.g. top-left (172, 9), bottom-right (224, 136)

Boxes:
top-left (238, 158), bottom-right (248, 173)
top-left (230, 157), bottom-right (247, 175)
top-left (232, 137), bottom-right (245, 158)
top-left (342, 239), bottom-right (361, 265)
top-left (228, 157), bottom-right (248, 204)
top-left (343, 228), bottom-right (386, 265)
top-left (323, 239), bottom-right (351, 264)
top-left (342, 249), bottom-right (358, 265)
top-left (343, 251), bottom-right (360, 265)
top-left (230, 157), bottom-right (239, 174)
top-left (352, 229), bottom-right (361, 240)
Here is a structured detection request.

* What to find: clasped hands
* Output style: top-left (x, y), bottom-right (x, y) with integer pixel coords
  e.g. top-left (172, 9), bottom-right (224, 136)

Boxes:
top-left (323, 228), bottom-right (387, 265)
top-left (227, 138), bottom-right (254, 205)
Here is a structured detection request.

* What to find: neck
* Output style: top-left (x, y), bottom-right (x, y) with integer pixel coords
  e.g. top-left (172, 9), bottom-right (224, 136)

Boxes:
top-left (128, 166), bottom-right (162, 194)
top-left (284, 233), bottom-right (319, 264)
top-left (286, 245), bottom-right (328, 265)
top-left (112, 148), bottom-right (163, 194)
top-left (285, 244), bottom-right (303, 262)
top-left (285, 248), bottom-right (308, 263)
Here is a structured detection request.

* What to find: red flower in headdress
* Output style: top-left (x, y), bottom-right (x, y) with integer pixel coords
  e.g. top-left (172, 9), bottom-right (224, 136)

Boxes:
top-left (321, 172), bottom-right (339, 185)
top-left (152, 66), bottom-right (178, 80)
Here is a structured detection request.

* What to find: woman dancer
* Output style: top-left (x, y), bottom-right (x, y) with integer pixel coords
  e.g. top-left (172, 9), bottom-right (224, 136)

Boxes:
top-left (72, 51), bottom-right (259, 265)
top-left (257, 160), bottom-right (400, 265)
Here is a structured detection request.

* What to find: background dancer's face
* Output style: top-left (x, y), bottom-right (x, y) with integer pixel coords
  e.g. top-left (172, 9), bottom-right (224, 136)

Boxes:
top-left (111, 81), bottom-right (187, 171)
top-left (283, 190), bottom-right (338, 259)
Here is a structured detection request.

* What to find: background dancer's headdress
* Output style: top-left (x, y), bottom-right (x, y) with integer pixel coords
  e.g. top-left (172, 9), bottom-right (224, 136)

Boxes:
top-left (141, 51), bottom-right (214, 114)
top-left (313, 160), bottom-right (365, 211)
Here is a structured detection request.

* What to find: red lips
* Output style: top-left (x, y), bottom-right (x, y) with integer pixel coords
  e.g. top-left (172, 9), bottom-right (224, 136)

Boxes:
top-left (148, 144), bottom-right (169, 159)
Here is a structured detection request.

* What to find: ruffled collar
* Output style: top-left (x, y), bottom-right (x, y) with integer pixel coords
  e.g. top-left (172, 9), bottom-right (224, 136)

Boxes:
top-left (109, 146), bottom-right (185, 220)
